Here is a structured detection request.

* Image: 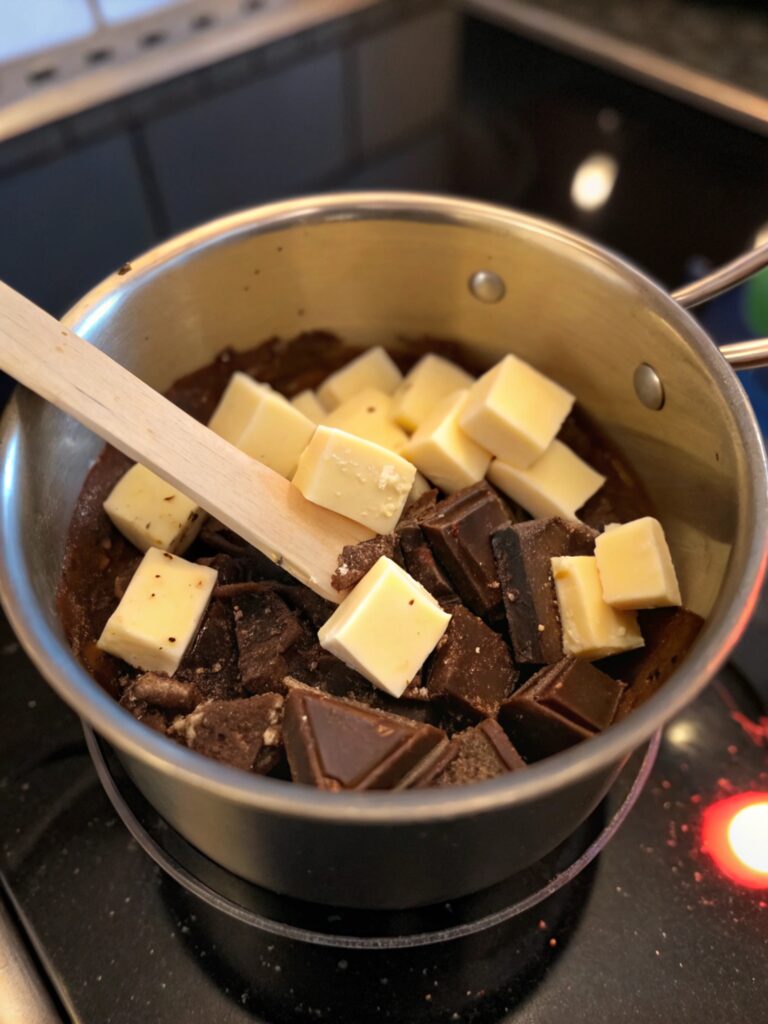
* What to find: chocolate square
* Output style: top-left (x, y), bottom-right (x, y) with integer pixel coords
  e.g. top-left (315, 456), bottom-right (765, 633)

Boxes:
top-left (492, 517), bottom-right (597, 663)
top-left (172, 693), bottom-right (285, 773)
top-left (283, 689), bottom-right (445, 790)
top-left (426, 605), bottom-right (517, 718)
top-left (499, 658), bottom-right (624, 761)
top-left (401, 544), bottom-right (459, 608)
top-left (403, 719), bottom-right (525, 787)
top-left (234, 591), bottom-right (305, 693)
top-left (422, 482), bottom-right (514, 619)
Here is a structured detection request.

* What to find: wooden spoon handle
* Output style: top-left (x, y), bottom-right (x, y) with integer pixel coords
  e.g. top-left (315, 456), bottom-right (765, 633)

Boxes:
top-left (0, 280), bottom-right (372, 601)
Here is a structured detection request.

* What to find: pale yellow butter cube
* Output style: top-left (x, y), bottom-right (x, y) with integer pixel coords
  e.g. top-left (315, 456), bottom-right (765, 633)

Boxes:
top-left (392, 354), bottom-right (474, 431)
top-left (459, 354), bottom-right (574, 468)
top-left (551, 555), bottom-right (644, 660)
top-left (291, 389), bottom-right (327, 423)
top-left (236, 388), bottom-right (316, 479)
top-left (318, 556), bottom-right (451, 697)
top-left (487, 440), bottom-right (605, 520)
top-left (208, 371), bottom-right (266, 444)
top-left (103, 463), bottom-right (204, 554)
top-left (324, 387), bottom-right (409, 453)
top-left (97, 548), bottom-right (217, 674)
top-left (293, 426), bottom-right (416, 534)
top-left (595, 517), bottom-right (681, 609)
top-left (403, 390), bottom-right (491, 494)
top-left (317, 347), bottom-right (403, 410)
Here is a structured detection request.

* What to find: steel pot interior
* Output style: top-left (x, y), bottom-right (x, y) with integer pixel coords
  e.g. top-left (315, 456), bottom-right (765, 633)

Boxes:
top-left (1, 192), bottom-right (766, 828)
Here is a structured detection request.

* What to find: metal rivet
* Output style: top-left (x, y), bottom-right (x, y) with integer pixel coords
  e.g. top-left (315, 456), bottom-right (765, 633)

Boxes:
top-left (634, 363), bottom-right (665, 410)
top-left (469, 270), bottom-right (506, 303)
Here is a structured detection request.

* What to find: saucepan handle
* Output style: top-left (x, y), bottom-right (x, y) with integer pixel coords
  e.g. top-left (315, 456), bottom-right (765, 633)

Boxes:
top-left (672, 240), bottom-right (768, 370)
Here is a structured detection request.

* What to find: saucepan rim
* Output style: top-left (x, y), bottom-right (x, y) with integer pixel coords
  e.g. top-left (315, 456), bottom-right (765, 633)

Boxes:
top-left (1, 191), bottom-right (765, 824)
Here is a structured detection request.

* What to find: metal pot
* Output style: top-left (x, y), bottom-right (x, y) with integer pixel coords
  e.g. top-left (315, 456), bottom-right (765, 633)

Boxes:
top-left (1, 193), bottom-right (767, 910)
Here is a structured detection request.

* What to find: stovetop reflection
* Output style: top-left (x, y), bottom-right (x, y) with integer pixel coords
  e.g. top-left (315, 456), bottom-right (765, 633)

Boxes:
top-left (1, 607), bottom-right (766, 1023)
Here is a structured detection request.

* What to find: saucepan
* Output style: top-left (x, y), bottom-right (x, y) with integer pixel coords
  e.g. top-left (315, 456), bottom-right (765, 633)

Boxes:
top-left (1, 193), bottom-right (767, 909)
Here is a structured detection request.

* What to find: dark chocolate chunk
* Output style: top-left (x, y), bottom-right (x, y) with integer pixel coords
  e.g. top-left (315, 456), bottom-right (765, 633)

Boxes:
top-left (199, 551), bottom-right (293, 587)
top-left (172, 693), bottom-right (284, 773)
top-left (283, 689), bottom-right (445, 790)
top-left (397, 520), bottom-right (425, 557)
top-left (234, 592), bottom-right (305, 693)
top-left (401, 544), bottom-right (459, 608)
top-left (402, 487), bottom-right (439, 521)
top-left (178, 599), bottom-right (240, 700)
top-left (427, 606), bottom-right (517, 718)
top-left (407, 719), bottom-right (525, 787)
top-left (421, 482), bottom-right (514, 619)
top-left (274, 585), bottom-right (335, 630)
top-left (499, 658), bottom-right (624, 761)
top-left (122, 672), bottom-right (202, 713)
top-left (332, 534), bottom-right (396, 591)
top-left (492, 517), bottom-right (597, 664)
top-left (604, 607), bottom-right (704, 718)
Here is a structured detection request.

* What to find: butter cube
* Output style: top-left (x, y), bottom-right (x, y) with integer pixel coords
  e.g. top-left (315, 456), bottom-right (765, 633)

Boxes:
top-left (595, 517), bottom-right (681, 609)
top-left (97, 548), bottom-right (217, 674)
top-left (317, 347), bottom-right (403, 410)
top-left (392, 354), bottom-right (474, 431)
top-left (551, 555), bottom-right (644, 660)
top-left (208, 371), bottom-right (266, 444)
top-left (324, 387), bottom-right (409, 453)
top-left (291, 389), bottom-right (327, 423)
top-left (236, 388), bottom-right (316, 479)
top-left (318, 556), bottom-right (451, 697)
top-left (103, 464), bottom-right (204, 554)
top-left (460, 354), bottom-right (575, 468)
top-left (403, 390), bottom-right (491, 494)
top-left (292, 426), bottom-right (415, 534)
top-left (488, 440), bottom-right (605, 521)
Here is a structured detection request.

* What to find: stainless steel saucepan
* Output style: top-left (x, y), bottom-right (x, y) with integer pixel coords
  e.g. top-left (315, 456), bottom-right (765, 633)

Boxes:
top-left (1, 193), bottom-right (766, 909)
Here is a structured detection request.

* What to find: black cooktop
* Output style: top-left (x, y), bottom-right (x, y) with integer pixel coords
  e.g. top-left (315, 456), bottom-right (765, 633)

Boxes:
top-left (1, 594), bottom-right (766, 1023)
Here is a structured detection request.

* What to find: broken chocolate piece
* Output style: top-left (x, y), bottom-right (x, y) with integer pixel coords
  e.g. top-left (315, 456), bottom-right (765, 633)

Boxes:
top-left (177, 599), bottom-right (241, 700)
top-left (122, 672), bottom-right (202, 713)
top-left (172, 693), bottom-right (284, 772)
top-left (235, 592), bottom-right (305, 693)
top-left (499, 658), bottom-right (624, 761)
top-left (402, 487), bottom-right (439, 521)
top-left (605, 607), bottom-right (704, 718)
top-left (427, 606), bottom-right (518, 718)
top-left (198, 551), bottom-right (293, 587)
top-left (492, 517), bottom-right (597, 664)
top-left (283, 688), bottom-right (445, 790)
top-left (332, 534), bottom-right (396, 591)
top-left (422, 482), bottom-right (515, 619)
top-left (401, 544), bottom-right (459, 607)
top-left (274, 585), bottom-right (336, 630)
top-left (407, 719), bottom-right (525, 787)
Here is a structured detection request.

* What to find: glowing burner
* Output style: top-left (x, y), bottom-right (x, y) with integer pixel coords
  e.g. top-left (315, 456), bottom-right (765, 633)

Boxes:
top-left (702, 792), bottom-right (768, 888)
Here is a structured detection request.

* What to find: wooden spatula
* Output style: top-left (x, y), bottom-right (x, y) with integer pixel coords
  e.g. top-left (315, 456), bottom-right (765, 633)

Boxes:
top-left (0, 280), bottom-right (373, 601)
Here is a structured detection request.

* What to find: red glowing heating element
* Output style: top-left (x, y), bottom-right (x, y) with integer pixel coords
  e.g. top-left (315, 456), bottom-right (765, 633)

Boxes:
top-left (701, 792), bottom-right (768, 889)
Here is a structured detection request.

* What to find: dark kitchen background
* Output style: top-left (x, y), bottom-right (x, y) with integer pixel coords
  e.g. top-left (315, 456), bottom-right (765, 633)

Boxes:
top-left (1, 2), bottom-right (767, 1023)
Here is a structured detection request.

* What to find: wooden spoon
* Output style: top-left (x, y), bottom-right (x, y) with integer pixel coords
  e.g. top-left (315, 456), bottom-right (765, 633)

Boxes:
top-left (0, 280), bottom-right (373, 601)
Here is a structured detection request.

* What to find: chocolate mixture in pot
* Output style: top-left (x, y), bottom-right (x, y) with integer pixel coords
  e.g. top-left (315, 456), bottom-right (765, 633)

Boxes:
top-left (58, 334), bottom-right (703, 789)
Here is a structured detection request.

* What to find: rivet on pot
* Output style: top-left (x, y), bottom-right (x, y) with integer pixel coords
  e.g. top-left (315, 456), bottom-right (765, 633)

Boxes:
top-left (469, 270), bottom-right (506, 303)
top-left (634, 363), bottom-right (665, 410)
